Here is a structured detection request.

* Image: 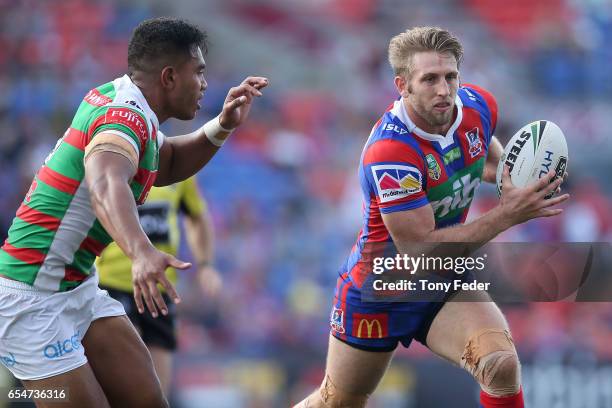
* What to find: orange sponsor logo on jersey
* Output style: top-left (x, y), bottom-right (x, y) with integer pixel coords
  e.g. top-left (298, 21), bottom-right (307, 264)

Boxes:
top-left (352, 313), bottom-right (388, 339)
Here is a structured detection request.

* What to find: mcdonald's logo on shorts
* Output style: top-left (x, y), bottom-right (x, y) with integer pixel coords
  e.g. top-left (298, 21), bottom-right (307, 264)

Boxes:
top-left (352, 313), bottom-right (389, 339)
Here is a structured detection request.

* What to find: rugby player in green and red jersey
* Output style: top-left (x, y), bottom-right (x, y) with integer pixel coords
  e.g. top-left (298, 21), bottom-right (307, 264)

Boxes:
top-left (0, 18), bottom-right (267, 407)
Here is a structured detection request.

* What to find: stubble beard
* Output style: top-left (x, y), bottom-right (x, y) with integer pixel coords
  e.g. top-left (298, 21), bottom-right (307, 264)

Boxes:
top-left (416, 102), bottom-right (453, 130)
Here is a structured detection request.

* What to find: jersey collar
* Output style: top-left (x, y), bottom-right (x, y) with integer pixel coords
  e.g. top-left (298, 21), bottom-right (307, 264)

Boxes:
top-left (113, 75), bottom-right (160, 131)
top-left (391, 95), bottom-right (463, 149)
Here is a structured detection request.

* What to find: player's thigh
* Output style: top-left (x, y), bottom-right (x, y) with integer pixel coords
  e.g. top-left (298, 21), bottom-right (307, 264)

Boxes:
top-left (325, 334), bottom-right (394, 394)
top-left (21, 363), bottom-right (109, 408)
top-left (426, 290), bottom-right (508, 365)
top-left (82, 315), bottom-right (167, 408)
top-left (149, 346), bottom-right (173, 395)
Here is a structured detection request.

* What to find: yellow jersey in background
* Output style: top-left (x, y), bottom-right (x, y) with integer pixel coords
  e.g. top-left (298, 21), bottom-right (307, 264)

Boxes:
top-left (97, 176), bottom-right (205, 292)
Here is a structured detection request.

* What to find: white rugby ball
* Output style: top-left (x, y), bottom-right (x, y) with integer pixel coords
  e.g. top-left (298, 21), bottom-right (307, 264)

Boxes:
top-left (496, 120), bottom-right (568, 197)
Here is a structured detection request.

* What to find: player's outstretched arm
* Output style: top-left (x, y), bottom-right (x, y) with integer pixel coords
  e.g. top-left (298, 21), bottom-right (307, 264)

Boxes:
top-left (155, 76), bottom-right (269, 186)
top-left (184, 205), bottom-right (222, 297)
top-left (85, 147), bottom-right (191, 317)
top-left (382, 167), bottom-right (569, 246)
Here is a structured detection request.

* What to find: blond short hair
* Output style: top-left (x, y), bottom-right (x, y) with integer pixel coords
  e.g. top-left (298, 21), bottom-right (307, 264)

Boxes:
top-left (388, 27), bottom-right (463, 78)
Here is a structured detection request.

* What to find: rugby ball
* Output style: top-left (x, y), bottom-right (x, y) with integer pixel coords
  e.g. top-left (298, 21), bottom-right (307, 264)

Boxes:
top-left (496, 120), bottom-right (568, 197)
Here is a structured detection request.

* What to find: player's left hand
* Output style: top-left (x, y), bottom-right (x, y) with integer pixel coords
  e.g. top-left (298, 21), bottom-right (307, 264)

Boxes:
top-left (219, 76), bottom-right (268, 130)
top-left (131, 247), bottom-right (191, 318)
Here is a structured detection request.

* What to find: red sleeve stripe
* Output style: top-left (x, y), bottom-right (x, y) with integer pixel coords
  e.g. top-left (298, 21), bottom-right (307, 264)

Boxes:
top-left (133, 168), bottom-right (158, 204)
top-left (79, 236), bottom-right (106, 256)
top-left (63, 128), bottom-right (87, 151)
top-left (151, 124), bottom-right (158, 142)
top-left (16, 204), bottom-right (61, 231)
top-left (363, 139), bottom-right (425, 167)
top-left (64, 266), bottom-right (87, 282)
top-left (365, 201), bottom-right (392, 242)
top-left (133, 168), bottom-right (157, 186)
top-left (1, 242), bottom-right (46, 265)
top-left (37, 166), bottom-right (81, 195)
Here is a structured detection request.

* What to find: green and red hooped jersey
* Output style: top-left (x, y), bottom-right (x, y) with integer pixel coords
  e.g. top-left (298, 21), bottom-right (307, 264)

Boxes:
top-left (0, 75), bottom-right (164, 292)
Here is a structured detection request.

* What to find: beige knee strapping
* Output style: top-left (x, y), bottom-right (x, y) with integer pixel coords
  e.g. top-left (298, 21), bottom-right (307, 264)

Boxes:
top-left (461, 329), bottom-right (521, 397)
top-left (317, 374), bottom-right (370, 408)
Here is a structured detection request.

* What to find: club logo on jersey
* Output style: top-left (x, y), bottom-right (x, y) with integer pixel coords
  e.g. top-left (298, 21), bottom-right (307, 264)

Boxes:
top-left (352, 313), bottom-right (388, 339)
top-left (425, 154), bottom-right (441, 181)
top-left (372, 165), bottom-right (422, 203)
top-left (330, 307), bottom-right (345, 334)
top-left (465, 127), bottom-right (483, 158)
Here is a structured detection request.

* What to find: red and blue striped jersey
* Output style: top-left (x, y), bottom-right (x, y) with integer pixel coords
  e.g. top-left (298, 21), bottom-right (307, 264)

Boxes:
top-left (342, 84), bottom-right (498, 288)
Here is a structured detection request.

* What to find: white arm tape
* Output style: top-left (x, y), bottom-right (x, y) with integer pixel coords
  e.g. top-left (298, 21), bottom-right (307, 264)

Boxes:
top-left (203, 115), bottom-right (233, 147)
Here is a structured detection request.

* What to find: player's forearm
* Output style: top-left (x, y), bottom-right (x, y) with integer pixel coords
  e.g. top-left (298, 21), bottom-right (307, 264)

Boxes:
top-left (155, 126), bottom-right (228, 186)
top-left (185, 213), bottom-right (214, 265)
top-left (392, 206), bottom-right (510, 264)
top-left (424, 206), bottom-right (510, 244)
top-left (89, 175), bottom-right (154, 259)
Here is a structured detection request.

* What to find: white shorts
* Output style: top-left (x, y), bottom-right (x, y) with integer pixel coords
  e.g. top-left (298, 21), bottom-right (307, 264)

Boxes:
top-left (0, 273), bottom-right (125, 380)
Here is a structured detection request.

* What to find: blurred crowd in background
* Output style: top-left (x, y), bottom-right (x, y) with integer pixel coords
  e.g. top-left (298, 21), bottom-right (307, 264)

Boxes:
top-left (1, 0), bottom-right (611, 406)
